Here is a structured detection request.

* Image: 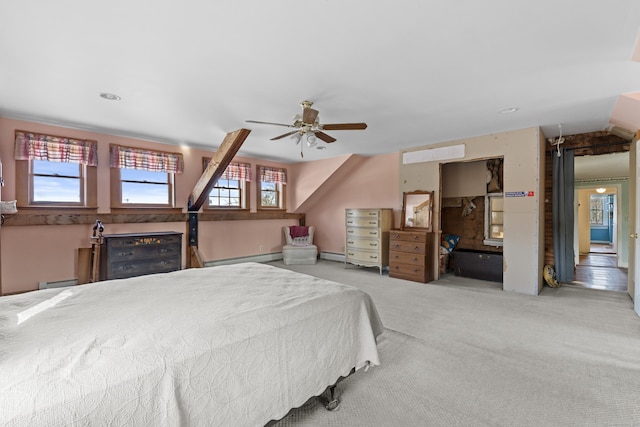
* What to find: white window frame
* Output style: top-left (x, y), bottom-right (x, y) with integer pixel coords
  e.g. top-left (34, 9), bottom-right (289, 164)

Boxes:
top-left (484, 193), bottom-right (504, 247)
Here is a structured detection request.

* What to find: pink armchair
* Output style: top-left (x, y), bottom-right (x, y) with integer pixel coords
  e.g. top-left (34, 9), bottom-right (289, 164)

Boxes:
top-left (282, 226), bottom-right (318, 265)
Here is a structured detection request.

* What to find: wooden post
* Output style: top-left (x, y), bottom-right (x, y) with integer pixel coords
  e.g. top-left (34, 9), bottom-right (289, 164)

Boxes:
top-left (186, 128), bottom-right (251, 268)
top-left (89, 237), bottom-right (102, 282)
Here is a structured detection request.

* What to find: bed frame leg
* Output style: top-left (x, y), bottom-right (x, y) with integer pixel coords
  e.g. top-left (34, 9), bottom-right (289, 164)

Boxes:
top-left (325, 385), bottom-right (340, 411)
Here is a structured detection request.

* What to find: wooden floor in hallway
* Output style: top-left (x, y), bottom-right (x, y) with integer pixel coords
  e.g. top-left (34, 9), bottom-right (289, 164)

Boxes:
top-left (571, 244), bottom-right (627, 292)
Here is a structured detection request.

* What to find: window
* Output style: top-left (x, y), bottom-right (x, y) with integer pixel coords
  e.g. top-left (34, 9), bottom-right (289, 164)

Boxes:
top-left (110, 145), bottom-right (183, 208)
top-left (203, 159), bottom-right (250, 209)
top-left (120, 169), bottom-right (171, 205)
top-left (590, 194), bottom-right (605, 225)
top-left (14, 130), bottom-right (97, 207)
top-left (484, 193), bottom-right (504, 246)
top-left (32, 160), bottom-right (83, 204)
top-left (257, 165), bottom-right (286, 210)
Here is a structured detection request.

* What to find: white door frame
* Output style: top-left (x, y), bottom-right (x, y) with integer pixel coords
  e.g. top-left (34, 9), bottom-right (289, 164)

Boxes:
top-left (631, 139), bottom-right (639, 316)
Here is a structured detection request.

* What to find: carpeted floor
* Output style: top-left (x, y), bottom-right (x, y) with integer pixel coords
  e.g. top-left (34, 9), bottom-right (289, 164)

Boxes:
top-left (270, 260), bottom-right (640, 426)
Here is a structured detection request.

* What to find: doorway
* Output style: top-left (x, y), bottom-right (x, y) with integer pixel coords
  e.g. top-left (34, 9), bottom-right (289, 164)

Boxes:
top-left (573, 153), bottom-right (629, 292)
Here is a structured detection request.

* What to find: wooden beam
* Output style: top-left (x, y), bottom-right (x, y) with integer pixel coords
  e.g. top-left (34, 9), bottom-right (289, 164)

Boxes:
top-left (188, 246), bottom-right (205, 268)
top-left (189, 128), bottom-right (251, 212)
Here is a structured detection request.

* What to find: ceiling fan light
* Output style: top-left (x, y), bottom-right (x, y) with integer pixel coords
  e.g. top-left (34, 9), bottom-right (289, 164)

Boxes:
top-left (307, 134), bottom-right (317, 147)
top-left (290, 133), bottom-right (302, 144)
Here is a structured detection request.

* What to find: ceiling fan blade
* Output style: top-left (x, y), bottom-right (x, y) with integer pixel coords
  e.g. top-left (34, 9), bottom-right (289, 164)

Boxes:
top-left (314, 131), bottom-right (337, 143)
top-left (271, 131), bottom-right (299, 140)
top-left (303, 108), bottom-right (319, 125)
top-left (246, 120), bottom-right (294, 128)
top-left (321, 123), bottom-right (368, 131)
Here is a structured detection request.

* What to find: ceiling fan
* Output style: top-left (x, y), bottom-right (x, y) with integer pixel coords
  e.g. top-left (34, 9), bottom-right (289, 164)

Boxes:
top-left (246, 101), bottom-right (367, 156)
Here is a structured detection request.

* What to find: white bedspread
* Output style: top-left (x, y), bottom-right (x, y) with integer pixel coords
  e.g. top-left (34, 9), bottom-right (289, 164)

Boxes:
top-left (0, 262), bottom-right (383, 426)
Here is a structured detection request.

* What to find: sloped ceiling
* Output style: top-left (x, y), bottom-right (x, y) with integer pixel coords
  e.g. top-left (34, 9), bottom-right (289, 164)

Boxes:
top-left (1, 1), bottom-right (640, 163)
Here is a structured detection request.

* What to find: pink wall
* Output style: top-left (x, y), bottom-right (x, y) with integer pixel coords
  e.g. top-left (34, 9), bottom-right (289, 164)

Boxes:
top-left (0, 117), bottom-right (401, 294)
top-left (302, 153), bottom-right (401, 254)
top-left (0, 118), bottom-right (297, 294)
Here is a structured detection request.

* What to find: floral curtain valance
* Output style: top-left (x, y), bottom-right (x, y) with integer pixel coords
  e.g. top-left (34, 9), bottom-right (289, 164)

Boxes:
top-left (110, 145), bottom-right (184, 174)
top-left (203, 158), bottom-right (252, 181)
top-left (221, 162), bottom-right (252, 181)
top-left (14, 130), bottom-right (98, 166)
top-left (258, 165), bottom-right (287, 184)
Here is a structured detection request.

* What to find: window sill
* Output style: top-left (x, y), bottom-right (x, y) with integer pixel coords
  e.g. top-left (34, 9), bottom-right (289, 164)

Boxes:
top-left (483, 239), bottom-right (504, 247)
top-left (110, 207), bottom-right (184, 215)
top-left (16, 206), bottom-right (98, 215)
top-left (204, 207), bottom-right (250, 212)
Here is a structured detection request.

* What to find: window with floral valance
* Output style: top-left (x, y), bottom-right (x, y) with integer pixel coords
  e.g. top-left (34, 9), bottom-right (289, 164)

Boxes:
top-left (202, 159), bottom-right (252, 209)
top-left (110, 145), bottom-right (183, 208)
top-left (257, 165), bottom-right (287, 209)
top-left (14, 130), bottom-right (98, 207)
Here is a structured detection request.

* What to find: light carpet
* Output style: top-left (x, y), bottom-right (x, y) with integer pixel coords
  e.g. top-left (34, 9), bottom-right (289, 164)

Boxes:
top-left (271, 260), bottom-right (640, 426)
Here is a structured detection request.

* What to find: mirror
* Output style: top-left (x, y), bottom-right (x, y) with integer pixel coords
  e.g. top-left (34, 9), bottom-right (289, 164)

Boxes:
top-left (402, 191), bottom-right (434, 231)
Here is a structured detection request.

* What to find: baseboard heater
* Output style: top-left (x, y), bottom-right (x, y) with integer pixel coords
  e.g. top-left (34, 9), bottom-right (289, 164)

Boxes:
top-left (39, 279), bottom-right (79, 290)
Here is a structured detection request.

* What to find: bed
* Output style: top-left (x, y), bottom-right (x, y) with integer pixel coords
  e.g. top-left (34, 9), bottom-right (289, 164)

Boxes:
top-left (0, 262), bottom-right (383, 426)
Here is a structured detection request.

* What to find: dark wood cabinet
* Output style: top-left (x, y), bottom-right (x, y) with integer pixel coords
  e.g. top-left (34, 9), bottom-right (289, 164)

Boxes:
top-left (99, 232), bottom-right (182, 281)
top-left (389, 230), bottom-right (435, 283)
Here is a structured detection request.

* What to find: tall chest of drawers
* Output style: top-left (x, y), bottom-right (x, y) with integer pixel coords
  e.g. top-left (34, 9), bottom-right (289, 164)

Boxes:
top-left (389, 229), bottom-right (435, 283)
top-left (99, 232), bottom-right (182, 281)
top-left (345, 208), bottom-right (393, 274)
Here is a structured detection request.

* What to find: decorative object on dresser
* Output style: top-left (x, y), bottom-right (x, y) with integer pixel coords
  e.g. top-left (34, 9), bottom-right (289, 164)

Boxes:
top-left (389, 229), bottom-right (436, 283)
top-left (282, 225), bottom-right (318, 265)
top-left (345, 208), bottom-right (393, 275)
top-left (98, 232), bottom-right (182, 281)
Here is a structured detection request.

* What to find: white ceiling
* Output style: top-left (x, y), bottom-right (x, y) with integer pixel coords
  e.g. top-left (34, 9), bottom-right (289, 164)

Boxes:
top-left (1, 1), bottom-right (640, 163)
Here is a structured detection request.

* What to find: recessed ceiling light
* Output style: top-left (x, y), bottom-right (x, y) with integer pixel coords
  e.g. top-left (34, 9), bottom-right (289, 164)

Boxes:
top-left (498, 107), bottom-right (518, 114)
top-left (99, 92), bottom-right (121, 101)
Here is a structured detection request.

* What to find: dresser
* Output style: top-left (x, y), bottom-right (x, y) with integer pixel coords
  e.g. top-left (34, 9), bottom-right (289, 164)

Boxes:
top-left (345, 208), bottom-right (393, 274)
top-left (99, 232), bottom-right (182, 281)
top-left (389, 229), bottom-right (435, 283)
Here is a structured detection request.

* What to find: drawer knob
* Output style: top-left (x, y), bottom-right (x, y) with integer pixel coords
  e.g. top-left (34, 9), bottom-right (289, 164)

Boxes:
top-left (414, 235), bottom-right (419, 240)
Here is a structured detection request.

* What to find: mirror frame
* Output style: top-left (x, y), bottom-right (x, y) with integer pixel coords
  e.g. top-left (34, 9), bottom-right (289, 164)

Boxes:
top-left (401, 190), bottom-right (434, 231)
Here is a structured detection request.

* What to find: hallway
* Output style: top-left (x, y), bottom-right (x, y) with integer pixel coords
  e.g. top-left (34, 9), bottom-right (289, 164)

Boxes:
top-left (572, 244), bottom-right (628, 292)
